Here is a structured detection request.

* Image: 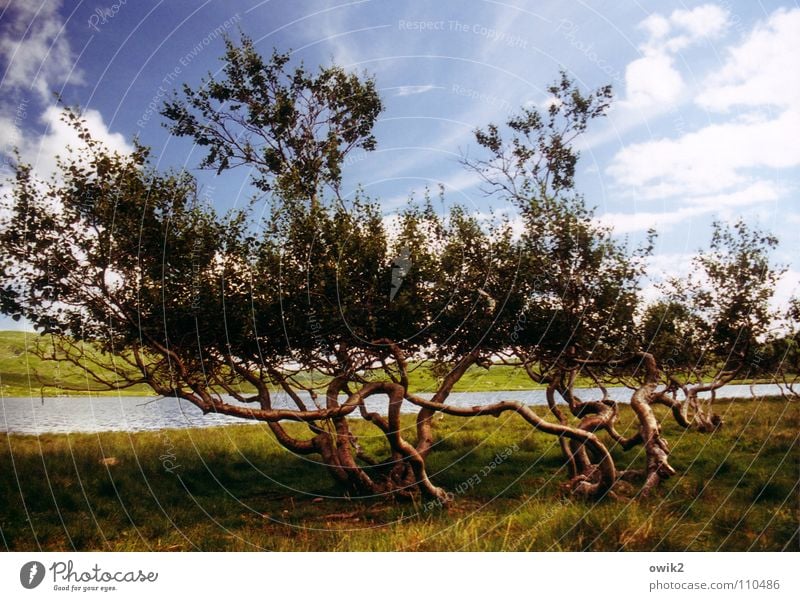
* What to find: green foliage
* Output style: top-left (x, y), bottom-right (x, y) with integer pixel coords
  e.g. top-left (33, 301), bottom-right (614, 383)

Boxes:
top-left (469, 71), bottom-right (613, 198)
top-left (0, 107), bottom-right (247, 393)
top-left (463, 73), bottom-right (647, 367)
top-left (0, 48), bottom-right (785, 400)
top-left (655, 220), bottom-right (783, 377)
top-left (513, 196), bottom-right (649, 362)
top-left (162, 34), bottom-right (382, 201)
top-left (641, 301), bottom-right (698, 370)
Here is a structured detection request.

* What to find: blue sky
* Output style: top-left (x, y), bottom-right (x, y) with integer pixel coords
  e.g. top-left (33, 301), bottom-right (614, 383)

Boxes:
top-left (0, 0), bottom-right (798, 330)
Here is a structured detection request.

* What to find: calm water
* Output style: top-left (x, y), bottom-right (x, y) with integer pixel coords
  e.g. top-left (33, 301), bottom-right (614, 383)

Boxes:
top-left (0, 384), bottom-right (785, 434)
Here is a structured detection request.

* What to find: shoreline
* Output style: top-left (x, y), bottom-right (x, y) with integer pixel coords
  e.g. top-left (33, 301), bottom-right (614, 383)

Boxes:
top-left (0, 377), bottom-right (786, 399)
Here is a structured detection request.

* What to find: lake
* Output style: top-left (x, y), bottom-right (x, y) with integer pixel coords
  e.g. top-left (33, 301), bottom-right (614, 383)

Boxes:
top-left (0, 384), bottom-right (786, 434)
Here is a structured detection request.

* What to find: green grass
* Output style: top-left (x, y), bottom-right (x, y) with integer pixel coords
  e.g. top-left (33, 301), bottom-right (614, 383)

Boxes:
top-left (0, 397), bottom-right (797, 551)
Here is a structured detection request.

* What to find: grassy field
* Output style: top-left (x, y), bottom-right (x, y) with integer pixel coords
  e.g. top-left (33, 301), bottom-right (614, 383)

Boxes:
top-left (0, 397), bottom-right (797, 551)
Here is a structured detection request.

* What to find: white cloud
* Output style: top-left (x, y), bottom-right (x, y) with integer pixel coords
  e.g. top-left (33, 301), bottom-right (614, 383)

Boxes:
top-left (646, 252), bottom-right (695, 279)
top-left (608, 109), bottom-right (800, 199)
top-left (771, 269), bottom-right (799, 315)
top-left (1, 106), bottom-right (133, 241)
top-left (608, 4), bottom-right (799, 219)
top-left (638, 252), bottom-right (696, 306)
top-left (623, 53), bottom-right (684, 107)
top-left (639, 14), bottom-right (670, 40)
top-left (670, 4), bottom-right (728, 36)
top-left (0, 3), bottom-right (131, 230)
top-left (596, 183), bottom-right (781, 235)
top-left (697, 8), bottom-right (800, 111)
top-left (667, 5), bottom-right (729, 47)
top-left (597, 206), bottom-right (707, 234)
top-left (623, 4), bottom-right (729, 109)
top-left (2, 105), bottom-right (133, 181)
top-left (0, 0), bottom-right (84, 103)
top-left (0, 114), bottom-right (23, 150)
top-left (605, 7), bottom-right (799, 296)
top-left (685, 182), bottom-right (781, 208)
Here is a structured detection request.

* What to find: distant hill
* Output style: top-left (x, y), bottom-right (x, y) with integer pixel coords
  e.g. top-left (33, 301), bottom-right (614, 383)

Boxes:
top-left (0, 331), bottom-right (153, 397)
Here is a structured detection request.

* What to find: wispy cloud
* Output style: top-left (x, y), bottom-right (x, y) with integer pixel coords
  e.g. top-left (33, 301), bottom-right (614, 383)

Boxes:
top-left (389, 84), bottom-right (443, 96)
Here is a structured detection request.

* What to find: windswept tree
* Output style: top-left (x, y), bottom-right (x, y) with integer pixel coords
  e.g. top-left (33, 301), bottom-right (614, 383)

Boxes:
top-left (0, 38), bottom-right (786, 503)
top-left (457, 77), bottom-right (659, 491)
top-left (0, 109), bottom-right (240, 394)
top-left (157, 39), bottom-right (623, 498)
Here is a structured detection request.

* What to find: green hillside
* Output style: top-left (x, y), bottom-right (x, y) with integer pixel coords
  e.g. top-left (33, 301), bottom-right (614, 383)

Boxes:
top-left (0, 331), bottom-right (154, 397)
